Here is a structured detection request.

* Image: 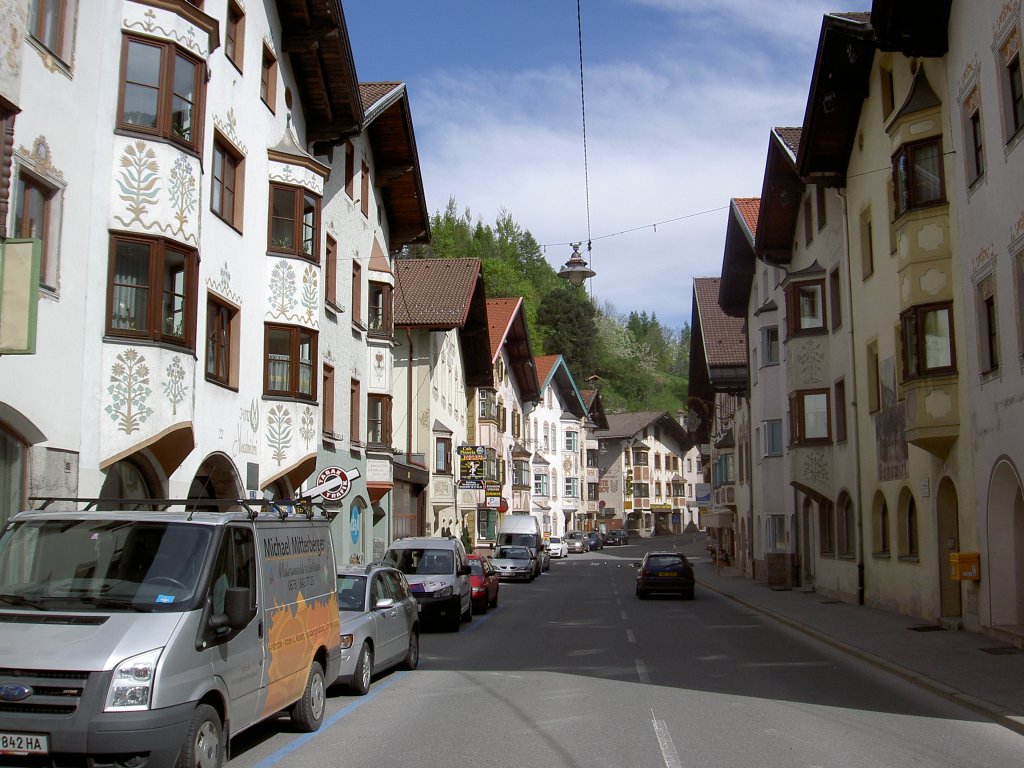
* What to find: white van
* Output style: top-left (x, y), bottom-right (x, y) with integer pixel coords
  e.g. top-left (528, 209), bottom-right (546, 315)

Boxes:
top-left (497, 515), bottom-right (546, 577)
top-left (0, 499), bottom-right (341, 768)
top-left (384, 536), bottom-right (472, 631)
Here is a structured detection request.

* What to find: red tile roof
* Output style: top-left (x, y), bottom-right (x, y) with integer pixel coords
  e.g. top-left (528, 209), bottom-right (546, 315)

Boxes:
top-left (694, 277), bottom-right (746, 367)
top-left (774, 127), bottom-right (802, 159)
top-left (394, 258), bottom-right (481, 327)
top-left (534, 355), bottom-right (558, 388)
top-left (486, 298), bottom-right (522, 363)
top-left (359, 82), bottom-right (403, 113)
top-left (733, 197), bottom-right (760, 238)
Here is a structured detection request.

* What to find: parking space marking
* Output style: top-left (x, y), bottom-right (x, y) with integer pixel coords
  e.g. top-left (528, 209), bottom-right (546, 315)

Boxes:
top-left (651, 711), bottom-right (683, 768)
top-left (635, 658), bottom-right (650, 684)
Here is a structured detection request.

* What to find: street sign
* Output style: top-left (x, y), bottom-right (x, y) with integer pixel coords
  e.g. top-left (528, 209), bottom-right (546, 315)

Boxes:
top-left (458, 445), bottom-right (486, 489)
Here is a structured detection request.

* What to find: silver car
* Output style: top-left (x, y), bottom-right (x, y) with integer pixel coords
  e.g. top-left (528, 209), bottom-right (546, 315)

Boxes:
top-left (565, 531), bottom-right (589, 554)
top-left (491, 545), bottom-right (536, 581)
top-left (335, 563), bottom-right (419, 695)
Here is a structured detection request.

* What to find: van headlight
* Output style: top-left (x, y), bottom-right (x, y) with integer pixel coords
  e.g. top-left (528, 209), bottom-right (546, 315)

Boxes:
top-left (433, 586), bottom-right (453, 598)
top-left (105, 648), bottom-right (161, 712)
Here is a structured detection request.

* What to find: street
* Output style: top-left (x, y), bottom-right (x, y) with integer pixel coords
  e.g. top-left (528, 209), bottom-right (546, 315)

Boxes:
top-left (227, 535), bottom-right (1024, 768)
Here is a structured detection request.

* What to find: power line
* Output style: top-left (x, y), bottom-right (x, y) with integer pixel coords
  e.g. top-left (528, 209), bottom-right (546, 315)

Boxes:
top-left (542, 204), bottom-right (730, 250)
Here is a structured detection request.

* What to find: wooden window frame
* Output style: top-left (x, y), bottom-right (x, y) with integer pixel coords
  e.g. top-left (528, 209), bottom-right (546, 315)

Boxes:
top-left (892, 137), bottom-right (945, 217)
top-left (267, 183), bottom-right (320, 263)
top-left (117, 35), bottom-right (205, 153)
top-left (788, 388), bottom-right (831, 445)
top-left (819, 501), bottom-right (835, 555)
top-left (29, 0), bottom-right (69, 61)
top-left (435, 436), bottom-right (452, 474)
top-left (829, 268), bottom-right (842, 331)
top-left (360, 160), bottom-right (370, 217)
top-left (13, 170), bottom-right (55, 289)
top-left (261, 44), bottom-right (277, 113)
top-left (224, 0), bottom-right (245, 72)
top-left (263, 323), bottom-right (317, 400)
top-left (367, 281), bottom-right (393, 337)
top-left (205, 294), bottom-right (239, 388)
top-left (900, 302), bottom-right (956, 379)
top-left (351, 259), bottom-right (363, 329)
top-left (345, 142), bottom-right (355, 198)
top-left (212, 134), bottom-right (244, 230)
top-left (816, 184), bottom-right (827, 231)
top-left (785, 279), bottom-right (826, 336)
top-left (324, 234), bottom-right (338, 307)
top-left (107, 234), bottom-right (198, 349)
top-left (366, 394), bottom-right (392, 449)
top-left (968, 106), bottom-right (985, 184)
top-left (833, 378), bottom-right (847, 443)
top-left (982, 292), bottom-right (1000, 373)
top-left (350, 379), bottom-right (361, 446)
top-left (1006, 50), bottom-right (1024, 139)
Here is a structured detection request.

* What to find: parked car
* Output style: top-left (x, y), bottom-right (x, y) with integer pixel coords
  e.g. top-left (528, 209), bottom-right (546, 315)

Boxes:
top-left (587, 531), bottom-right (604, 551)
top-left (491, 545), bottom-right (536, 581)
top-left (605, 529), bottom-right (629, 546)
top-left (565, 530), bottom-right (589, 553)
top-left (634, 552), bottom-right (695, 600)
top-left (548, 535), bottom-right (569, 558)
top-left (538, 543), bottom-right (551, 573)
top-left (384, 536), bottom-right (473, 631)
top-left (467, 554), bottom-right (499, 613)
top-left (335, 563), bottom-right (419, 695)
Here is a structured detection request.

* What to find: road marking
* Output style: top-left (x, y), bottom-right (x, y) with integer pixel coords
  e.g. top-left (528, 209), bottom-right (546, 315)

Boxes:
top-left (651, 711), bottom-right (683, 768)
top-left (635, 658), bottom-right (650, 684)
top-left (620, 610), bottom-right (628, 621)
top-left (626, 628), bottom-right (636, 643)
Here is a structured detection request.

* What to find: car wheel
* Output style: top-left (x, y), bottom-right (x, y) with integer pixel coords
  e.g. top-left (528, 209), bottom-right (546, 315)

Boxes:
top-left (474, 598), bottom-right (488, 615)
top-left (683, 587), bottom-right (695, 600)
top-left (399, 630), bottom-right (419, 671)
top-left (176, 703), bottom-right (224, 768)
top-left (636, 588), bottom-right (648, 599)
top-left (350, 644), bottom-right (373, 696)
top-left (461, 597), bottom-right (473, 623)
top-left (290, 661), bottom-right (326, 731)
top-left (490, 589), bottom-right (498, 608)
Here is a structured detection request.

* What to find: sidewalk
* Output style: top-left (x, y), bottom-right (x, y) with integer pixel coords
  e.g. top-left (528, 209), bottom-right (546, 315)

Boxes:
top-left (694, 559), bottom-right (1024, 736)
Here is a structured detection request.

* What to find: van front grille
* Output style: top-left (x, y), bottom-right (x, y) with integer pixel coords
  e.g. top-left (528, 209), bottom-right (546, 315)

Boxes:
top-left (0, 668), bottom-right (89, 716)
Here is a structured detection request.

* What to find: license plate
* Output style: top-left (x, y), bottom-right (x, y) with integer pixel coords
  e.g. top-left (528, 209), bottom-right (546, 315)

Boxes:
top-left (657, 572), bottom-right (675, 577)
top-left (0, 732), bottom-right (48, 755)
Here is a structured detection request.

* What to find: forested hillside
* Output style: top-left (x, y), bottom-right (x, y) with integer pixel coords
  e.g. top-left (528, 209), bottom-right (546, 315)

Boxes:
top-left (405, 198), bottom-right (691, 415)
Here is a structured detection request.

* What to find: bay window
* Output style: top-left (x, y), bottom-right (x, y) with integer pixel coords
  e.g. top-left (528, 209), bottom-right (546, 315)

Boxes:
top-left (893, 138), bottom-right (944, 216)
top-left (789, 389), bottom-right (830, 444)
top-left (367, 395), bottom-right (392, 448)
top-left (786, 279), bottom-right (825, 334)
top-left (107, 235), bottom-right (197, 348)
top-left (264, 324), bottom-right (316, 400)
top-left (268, 184), bottom-right (320, 262)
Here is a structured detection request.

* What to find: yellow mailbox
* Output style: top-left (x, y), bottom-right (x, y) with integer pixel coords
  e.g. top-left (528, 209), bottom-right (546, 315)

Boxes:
top-left (949, 551), bottom-right (980, 581)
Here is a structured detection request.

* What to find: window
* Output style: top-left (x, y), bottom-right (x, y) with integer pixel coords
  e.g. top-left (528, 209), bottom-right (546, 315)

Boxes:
top-left (360, 160), bottom-right (370, 218)
top-left (118, 36), bottom-right (203, 151)
top-left (867, 342), bottom-right (881, 413)
top-left (564, 477), bottom-right (579, 498)
top-left (211, 135), bottom-right (243, 229)
top-left (816, 185), bottom-right (827, 231)
top-left (351, 260), bottom-right (362, 325)
top-left (366, 395), bottom-right (391, 448)
top-left (833, 379), bottom-right (847, 443)
top-left (789, 390), bottom-right (830, 444)
top-left (512, 459), bottom-right (530, 488)
top-left (979, 283), bottom-right (999, 374)
top-left (108, 235), bottom-right (197, 348)
top-left (860, 209), bottom-right (874, 280)
top-left (901, 303), bottom-right (955, 379)
top-left (224, 0), bottom-right (244, 71)
top-left (962, 85), bottom-right (985, 184)
top-left (350, 379), bottom-right (361, 445)
top-left (766, 515), bottom-right (786, 551)
top-left (654, 453), bottom-right (662, 470)
top-left (478, 389), bottom-right (497, 422)
top-left (324, 235), bottom-right (338, 307)
top-left (345, 142), bottom-right (355, 198)
top-left (880, 65), bottom-right (895, 118)
top-left (786, 280), bottom-right (825, 334)
top-left (803, 198), bottom-right (813, 246)
top-left (29, 0), bottom-right (72, 62)
top-left (533, 473), bottom-right (549, 497)
top-left (632, 482), bottom-right (650, 498)
top-left (762, 326), bottom-right (779, 365)
top-left (837, 495), bottom-right (855, 557)
top-left (893, 138), bottom-right (944, 216)
top-left (13, 171), bottom-right (56, 289)
top-left (322, 364), bottom-right (335, 436)
top-left (763, 420), bottom-right (783, 456)
top-left (564, 431), bottom-right (579, 452)
top-left (654, 481), bottom-right (662, 498)
top-left (819, 501), bottom-right (835, 555)
top-left (205, 295), bottom-right (238, 387)
top-left (1017, 253), bottom-right (1024, 356)
top-left (435, 437), bottom-right (452, 474)
top-left (587, 482), bottom-right (599, 501)
top-left (872, 495), bottom-right (890, 555)
top-left (260, 44), bottom-right (277, 112)
top-left (268, 184), bottom-right (320, 262)
top-left (632, 449), bottom-right (648, 466)
top-left (829, 269), bottom-right (841, 331)
top-left (1003, 47), bottom-right (1024, 139)
top-left (899, 495), bottom-right (919, 558)
top-left (368, 281), bottom-right (392, 336)
top-left (264, 324), bottom-right (316, 399)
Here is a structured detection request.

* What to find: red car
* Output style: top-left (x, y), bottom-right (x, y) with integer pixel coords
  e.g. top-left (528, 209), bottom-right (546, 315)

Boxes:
top-left (467, 554), bottom-right (499, 614)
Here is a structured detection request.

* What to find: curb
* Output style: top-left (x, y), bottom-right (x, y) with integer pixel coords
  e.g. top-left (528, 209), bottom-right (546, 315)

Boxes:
top-left (696, 574), bottom-right (1024, 739)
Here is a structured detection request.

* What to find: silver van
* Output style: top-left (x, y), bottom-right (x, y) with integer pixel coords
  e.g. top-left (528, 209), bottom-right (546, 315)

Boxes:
top-left (0, 499), bottom-right (341, 768)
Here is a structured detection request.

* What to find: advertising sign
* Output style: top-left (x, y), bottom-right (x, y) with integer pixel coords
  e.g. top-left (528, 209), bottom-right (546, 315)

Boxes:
top-left (695, 482), bottom-right (712, 508)
top-left (485, 481), bottom-right (502, 508)
top-left (458, 445), bottom-right (486, 489)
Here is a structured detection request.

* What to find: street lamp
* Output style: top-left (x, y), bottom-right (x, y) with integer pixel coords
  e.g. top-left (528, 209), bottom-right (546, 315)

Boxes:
top-left (558, 242), bottom-right (596, 286)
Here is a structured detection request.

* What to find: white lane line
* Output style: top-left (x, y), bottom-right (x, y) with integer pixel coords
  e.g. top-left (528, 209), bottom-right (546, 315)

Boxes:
top-left (635, 658), bottom-right (650, 684)
top-left (651, 711), bottom-right (683, 768)
top-left (626, 628), bottom-right (636, 643)
top-left (620, 610), bottom-right (628, 621)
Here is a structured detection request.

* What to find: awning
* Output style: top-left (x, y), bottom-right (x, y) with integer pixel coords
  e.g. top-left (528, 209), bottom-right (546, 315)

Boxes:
top-left (701, 507), bottom-right (734, 529)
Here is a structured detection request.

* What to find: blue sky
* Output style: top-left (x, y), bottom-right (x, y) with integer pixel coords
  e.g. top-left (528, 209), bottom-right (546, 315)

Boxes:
top-left (345, 1), bottom-right (872, 332)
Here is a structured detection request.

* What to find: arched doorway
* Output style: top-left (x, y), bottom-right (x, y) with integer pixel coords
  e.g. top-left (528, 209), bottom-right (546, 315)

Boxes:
top-left (988, 459), bottom-right (1024, 627)
top-left (188, 453), bottom-right (243, 511)
top-left (99, 456), bottom-right (163, 509)
top-left (936, 477), bottom-right (961, 619)
top-left (801, 497), bottom-right (814, 588)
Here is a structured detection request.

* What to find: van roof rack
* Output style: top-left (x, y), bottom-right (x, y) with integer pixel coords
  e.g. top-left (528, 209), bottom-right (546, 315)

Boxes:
top-left (27, 497), bottom-right (338, 522)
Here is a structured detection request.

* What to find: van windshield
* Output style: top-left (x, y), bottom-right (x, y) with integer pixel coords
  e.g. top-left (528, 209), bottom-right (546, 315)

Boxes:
top-left (499, 533), bottom-right (537, 549)
top-left (0, 519), bottom-right (212, 612)
top-left (386, 548), bottom-right (453, 576)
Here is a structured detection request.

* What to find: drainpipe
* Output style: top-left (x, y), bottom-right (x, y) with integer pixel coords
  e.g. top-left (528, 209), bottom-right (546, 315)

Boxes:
top-left (839, 188), bottom-right (866, 605)
top-left (406, 328), bottom-right (417, 532)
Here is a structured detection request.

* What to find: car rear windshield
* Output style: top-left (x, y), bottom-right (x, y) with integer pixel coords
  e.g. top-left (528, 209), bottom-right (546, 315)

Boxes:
top-left (550, 537), bottom-right (562, 544)
top-left (469, 561), bottom-right (484, 576)
top-left (386, 548), bottom-right (454, 575)
top-left (646, 555), bottom-right (687, 570)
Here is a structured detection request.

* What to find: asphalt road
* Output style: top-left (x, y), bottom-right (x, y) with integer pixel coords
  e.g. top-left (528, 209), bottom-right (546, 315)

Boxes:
top-left (228, 536), bottom-right (1024, 768)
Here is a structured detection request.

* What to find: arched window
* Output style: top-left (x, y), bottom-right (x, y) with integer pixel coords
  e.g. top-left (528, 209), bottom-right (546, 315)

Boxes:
top-left (872, 492), bottom-right (890, 555)
top-left (898, 491), bottom-right (919, 558)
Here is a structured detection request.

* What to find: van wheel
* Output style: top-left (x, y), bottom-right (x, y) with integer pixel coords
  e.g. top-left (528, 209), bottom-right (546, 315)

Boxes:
top-left (177, 704), bottom-right (224, 768)
top-left (399, 631), bottom-right (419, 671)
top-left (461, 598), bottom-right (473, 623)
top-left (350, 644), bottom-right (373, 695)
top-left (291, 661), bottom-right (326, 731)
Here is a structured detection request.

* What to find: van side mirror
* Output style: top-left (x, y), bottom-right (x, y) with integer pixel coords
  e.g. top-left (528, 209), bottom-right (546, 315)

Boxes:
top-left (458, 564), bottom-right (471, 576)
top-left (210, 586), bottom-right (251, 631)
